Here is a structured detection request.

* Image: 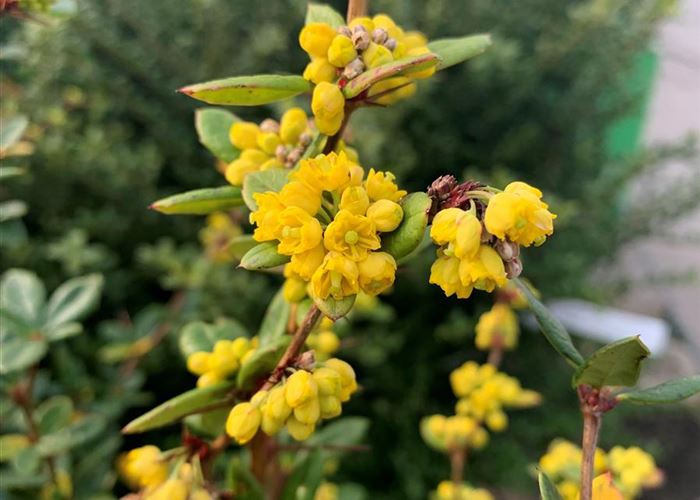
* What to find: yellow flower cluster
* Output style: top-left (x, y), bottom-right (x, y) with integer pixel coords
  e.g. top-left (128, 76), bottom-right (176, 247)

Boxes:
top-left (250, 152), bottom-right (406, 301)
top-left (198, 212), bottom-right (242, 263)
top-left (539, 440), bottom-right (661, 500)
top-left (226, 358), bottom-right (357, 444)
top-left (422, 414), bottom-right (489, 450)
top-left (450, 362), bottom-right (540, 432)
top-left (186, 337), bottom-right (258, 388)
top-left (314, 482), bottom-right (339, 500)
top-left (474, 302), bottom-right (519, 351)
top-left (434, 481), bottom-right (493, 500)
top-left (306, 317), bottom-right (341, 360)
top-left (299, 15), bottom-right (435, 134)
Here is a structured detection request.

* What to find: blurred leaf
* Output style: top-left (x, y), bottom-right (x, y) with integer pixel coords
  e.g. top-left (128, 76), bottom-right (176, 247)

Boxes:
top-left (617, 375), bottom-right (700, 404)
top-left (184, 407), bottom-right (229, 438)
top-left (122, 382), bottom-right (236, 434)
top-left (0, 200), bottom-right (28, 222)
top-left (150, 186), bottom-right (244, 215)
top-left (179, 319), bottom-right (248, 358)
top-left (242, 168), bottom-right (289, 210)
top-left (282, 449), bottom-right (324, 500)
top-left (0, 469), bottom-right (47, 488)
top-left (380, 193), bottom-right (431, 261)
top-left (313, 294), bottom-right (355, 321)
top-left (0, 434), bottom-right (30, 462)
top-left (179, 75), bottom-right (312, 106)
top-left (36, 396), bottom-right (73, 435)
top-left (343, 54), bottom-right (441, 99)
top-left (515, 279), bottom-right (584, 368)
top-left (573, 336), bottom-right (650, 388)
top-left (0, 269), bottom-right (46, 326)
top-left (0, 336), bottom-right (48, 374)
top-left (338, 483), bottom-right (367, 500)
top-left (258, 289), bottom-right (290, 347)
top-left (428, 34), bottom-right (492, 70)
top-left (237, 336), bottom-right (291, 389)
top-left (195, 108), bottom-right (241, 162)
top-left (11, 446), bottom-right (40, 474)
top-left (45, 274), bottom-right (103, 328)
top-left (538, 470), bottom-right (562, 500)
top-left (0, 166), bottom-right (26, 180)
top-left (305, 3), bottom-right (345, 28)
top-left (307, 417), bottom-right (369, 450)
top-left (36, 414), bottom-right (106, 456)
top-left (230, 235), bottom-right (258, 261)
top-left (45, 321), bottom-right (83, 342)
top-left (0, 115), bottom-right (29, 152)
top-left (240, 242), bottom-right (290, 270)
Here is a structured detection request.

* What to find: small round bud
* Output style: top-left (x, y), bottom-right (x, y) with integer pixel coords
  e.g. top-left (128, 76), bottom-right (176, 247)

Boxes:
top-left (226, 402), bottom-right (261, 444)
top-left (342, 57), bottom-right (365, 80)
top-left (299, 132), bottom-right (313, 147)
top-left (494, 239), bottom-right (520, 261)
top-left (351, 27), bottom-right (370, 51)
top-left (286, 415), bottom-right (315, 441)
top-left (505, 257), bottom-right (523, 279)
top-left (366, 199), bottom-right (403, 232)
top-left (362, 42), bottom-right (393, 69)
top-left (285, 370), bottom-right (318, 408)
top-left (294, 396), bottom-right (321, 424)
top-left (275, 144), bottom-right (290, 162)
top-left (279, 107), bottom-right (308, 144)
top-left (383, 37), bottom-right (397, 51)
top-left (371, 28), bottom-right (388, 45)
top-left (259, 118), bottom-right (280, 134)
top-left (337, 26), bottom-right (352, 37)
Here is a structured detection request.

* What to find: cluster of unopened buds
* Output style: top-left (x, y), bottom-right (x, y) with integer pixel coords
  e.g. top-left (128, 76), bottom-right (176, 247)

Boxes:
top-left (421, 413), bottom-right (489, 451)
top-left (300, 14), bottom-right (436, 134)
top-left (251, 151), bottom-right (406, 302)
top-left (304, 316), bottom-right (341, 360)
top-left (428, 175), bottom-right (556, 299)
top-left (538, 439), bottom-right (663, 500)
top-left (226, 358), bottom-right (357, 443)
top-left (198, 211), bottom-right (242, 263)
top-left (186, 336), bottom-right (258, 387)
top-left (433, 480), bottom-right (493, 500)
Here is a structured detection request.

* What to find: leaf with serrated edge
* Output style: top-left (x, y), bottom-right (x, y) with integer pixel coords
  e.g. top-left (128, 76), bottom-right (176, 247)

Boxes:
top-left (179, 75), bottom-right (312, 106)
top-left (343, 53), bottom-right (440, 99)
top-left (573, 336), bottom-right (650, 388)
top-left (428, 34), bottom-right (492, 70)
top-left (617, 375), bottom-right (700, 405)
top-left (150, 186), bottom-right (243, 215)
top-left (195, 108), bottom-right (241, 162)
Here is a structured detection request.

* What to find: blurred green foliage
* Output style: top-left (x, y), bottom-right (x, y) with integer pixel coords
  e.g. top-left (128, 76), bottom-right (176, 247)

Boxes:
top-left (1, 0), bottom-right (698, 498)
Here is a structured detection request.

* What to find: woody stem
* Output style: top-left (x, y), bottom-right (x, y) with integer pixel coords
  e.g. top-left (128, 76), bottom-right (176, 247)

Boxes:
top-left (346, 0), bottom-right (368, 23)
top-left (579, 409), bottom-right (602, 500)
top-left (449, 447), bottom-right (466, 499)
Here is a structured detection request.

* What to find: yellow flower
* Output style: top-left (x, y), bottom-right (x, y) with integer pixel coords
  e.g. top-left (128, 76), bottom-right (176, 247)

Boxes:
top-left (286, 415), bottom-right (315, 441)
top-left (312, 366), bottom-right (342, 396)
top-left (294, 396), bottom-right (321, 424)
top-left (191, 489), bottom-right (214, 500)
top-left (324, 358), bottom-right (357, 402)
top-left (209, 340), bottom-right (239, 377)
top-left (324, 210), bottom-right (380, 261)
top-left (362, 42), bottom-right (393, 69)
top-left (430, 208), bottom-right (482, 259)
top-left (187, 352), bottom-right (210, 376)
top-left (266, 385), bottom-right (292, 422)
top-left (484, 181), bottom-right (556, 247)
top-left (358, 251), bottom-right (396, 296)
top-left (279, 180), bottom-right (322, 216)
top-left (366, 199), bottom-right (403, 232)
top-left (118, 446), bottom-right (168, 490)
top-left (372, 14), bottom-right (403, 39)
top-left (443, 415), bottom-right (478, 448)
top-left (303, 58), bottom-right (338, 84)
top-left (229, 122), bottom-right (259, 150)
top-left (429, 253), bottom-right (474, 299)
top-left (256, 132), bottom-right (281, 155)
top-left (276, 207), bottom-right (323, 256)
top-left (226, 402), bottom-right (261, 444)
top-left (311, 82), bottom-right (345, 135)
top-left (405, 45), bottom-right (437, 79)
top-left (311, 252), bottom-right (359, 300)
top-left (316, 330), bottom-right (341, 355)
top-left (319, 395), bottom-right (342, 418)
top-left (289, 243), bottom-right (327, 281)
top-left (339, 186), bottom-right (370, 215)
top-left (327, 35), bottom-right (357, 68)
top-left (364, 168), bottom-right (406, 202)
top-left (591, 473), bottom-right (624, 500)
top-left (367, 76), bottom-right (416, 105)
top-left (197, 371), bottom-right (223, 388)
top-left (315, 482), bottom-right (339, 500)
top-left (299, 23), bottom-right (337, 58)
top-left (458, 245), bottom-right (507, 293)
top-left (250, 192), bottom-right (285, 242)
top-left (450, 361), bottom-right (480, 398)
top-left (225, 158), bottom-right (259, 186)
top-left (485, 409), bottom-right (508, 432)
top-left (348, 16), bottom-right (374, 32)
top-left (144, 478), bottom-right (188, 500)
top-left (283, 277), bottom-right (307, 303)
top-left (279, 107), bottom-right (308, 144)
top-left (285, 370), bottom-right (318, 408)
top-left (403, 31), bottom-right (428, 50)
top-left (474, 303), bottom-right (519, 351)
top-left (291, 152), bottom-right (352, 193)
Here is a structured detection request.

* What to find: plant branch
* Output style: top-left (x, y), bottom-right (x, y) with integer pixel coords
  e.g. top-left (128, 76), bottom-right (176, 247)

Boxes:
top-left (346, 0), bottom-right (368, 23)
top-left (579, 395), bottom-right (603, 500)
top-left (449, 447), bottom-right (466, 497)
top-left (486, 335), bottom-right (504, 367)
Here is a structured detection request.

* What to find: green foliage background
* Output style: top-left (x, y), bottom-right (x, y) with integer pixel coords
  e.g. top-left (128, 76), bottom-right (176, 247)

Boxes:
top-left (1, 0), bottom-right (698, 498)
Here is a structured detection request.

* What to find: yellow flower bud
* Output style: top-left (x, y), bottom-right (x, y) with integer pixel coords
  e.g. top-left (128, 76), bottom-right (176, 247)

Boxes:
top-left (279, 180), bottom-right (322, 217)
top-left (327, 35), bottom-right (358, 68)
top-left (240, 148), bottom-right (269, 165)
top-left (197, 371), bottom-right (223, 388)
top-left (366, 199), bottom-right (403, 232)
top-left (144, 478), bottom-right (188, 500)
top-left (475, 303), bottom-right (519, 351)
top-left (191, 489), bottom-right (214, 500)
top-left (339, 186), bottom-right (370, 215)
top-left (348, 16), bottom-right (374, 32)
top-left (229, 122), bottom-right (260, 150)
top-left (261, 412), bottom-right (285, 436)
top-left (364, 168), bottom-right (406, 202)
top-left (403, 31), bottom-right (428, 51)
top-left (311, 252), bottom-right (360, 300)
top-left (283, 277), bottom-right (308, 303)
top-left (362, 42), bottom-right (393, 69)
top-left (260, 158), bottom-right (284, 171)
top-left (311, 82), bottom-right (345, 136)
top-left (256, 132), bottom-right (281, 155)
top-left (118, 445), bottom-right (168, 490)
top-left (299, 23), bottom-right (337, 58)
top-left (267, 385), bottom-right (293, 421)
top-left (225, 158), bottom-right (259, 186)
top-left (315, 482), bottom-right (339, 500)
top-left (230, 337), bottom-right (251, 359)
top-left (285, 370), bottom-right (318, 408)
top-left (358, 251), bottom-right (396, 296)
top-left (187, 351), bottom-right (210, 376)
top-left (303, 58), bottom-right (338, 85)
top-left (226, 402), bottom-right (262, 444)
top-left (210, 340), bottom-right (239, 377)
top-left (313, 366), bottom-right (342, 396)
top-left (367, 76), bottom-right (416, 105)
top-left (471, 427), bottom-right (489, 449)
top-left (250, 389), bottom-right (268, 407)
top-left (324, 358), bottom-right (357, 402)
top-left (287, 415), bottom-right (315, 441)
top-left (280, 107), bottom-right (308, 144)
top-left (485, 410), bottom-right (508, 432)
top-left (294, 396), bottom-right (321, 424)
top-left (405, 45), bottom-right (437, 79)
top-left (316, 330), bottom-right (340, 355)
top-left (319, 395), bottom-right (342, 419)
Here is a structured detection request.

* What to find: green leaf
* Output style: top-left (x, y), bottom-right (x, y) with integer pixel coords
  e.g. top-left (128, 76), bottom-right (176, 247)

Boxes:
top-left (380, 192), bottom-right (431, 261)
top-left (514, 278), bottom-right (584, 368)
top-left (185, 407), bottom-right (230, 438)
top-left (179, 75), bottom-right (312, 106)
top-left (258, 289), bottom-right (291, 347)
top-left (242, 168), bottom-right (289, 210)
top-left (0, 269), bottom-right (46, 325)
top-left (538, 470), bottom-right (563, 500)
top-left (0, 468), bottom-right (47, 488)
top-left (237, 336), bottom-right (291, 389)
top-left (342, 53), bottom-right (441, 99)
top-left (617, 375), bottom-right (700, 405)
top-left (0, 115), bottom-right (29, 151)
top-left (150, 186), bottom-right (244, 215)
top-left (0, 200), bottom-right (28, 222)
top-left (44, 321), bottom-right (83, 342)
top-left (36, 396), bottom-right (73, 435)
top-left (0, 337), bottom-right (48, 375)
top-left (313, 294), bottom-right (355, 321)
top-left (338, 483), bottom-right (367, 500)
top-left (307, 417), bottom-right (369, 451)
top-left (239, 242), bottom-right (290, 270)
top-left (305, 3), bottom-right (345, 28)
top-left (428, 34), bottom-right (493, 70)
top-left (195, 108), bottom-right (241, 162)
top-left (178, 319), bottom-right (248, 358)
top-left (573, 336), bottom-right (650, 388)
top-left (36, 414), bottom-right (106, 456)
top-left (11, 446), bottom-right (40, 475)
top-left (122, 382), bottom-right (237, 434)
top-left (282, 449), bottom-right (324, 500)
top-left (45, 274), bottom-right (103, 328)
top-left (229, 235), bottom-right (258, 261)
top-left (0, 434), bottom-right (30, 462)
top-left (0, 166), bottom-right (26, 180)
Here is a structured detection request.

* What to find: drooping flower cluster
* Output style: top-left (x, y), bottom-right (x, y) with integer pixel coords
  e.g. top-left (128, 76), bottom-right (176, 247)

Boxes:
top-left (198, 212), bottom-right (242, 263)
top-left (299, 14), bottom-right (436, 134)
top-left (433, 481), bottom-right (494, 500)
top-left (250, 151), bottom-right (406, 301)
top-left (474, 302), bottom-right (519, 352)
top-left (186, 337), bottom-right (258, 387)
top-left (226, 358), bottom-right (357, 444)
top-left (428, 177), bottom-right (556, 299)
top-left (450, 362), bottom-right (540, 432)
top-left (421, 413), bottom-right (489, 451)
top-left (538, 439), bottom-right (663, 500)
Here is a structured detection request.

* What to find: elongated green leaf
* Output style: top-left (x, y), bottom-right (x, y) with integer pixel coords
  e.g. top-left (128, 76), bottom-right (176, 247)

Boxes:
top-left (195, 108), bottom-right (241, 162)
top-left (282, 449), bottom-right (324, 500)
top-left (343, 53), bottom-right (441, 99)
top-left (258, 289), bottom-right (291, 347)
top-left (338, 483), bottom-right (367, 500)
top-left (307, 417), bottom-right (369, 449)
top-left (0, 115), bottom-right (29, 151)
top-left (44, 321), bottom-right (83, 342)
top-left (122, 382), bottom-right (237, 434)
top-left (36, 414), bottom-right (106, 456)
top-left (0, 468), bottom-right (47, 488)
top-left (45, 274), bottom-right (103, 328)
top-left (617, 375), bottom-right (700, 405)
top-left (573, 336), bottom-right (650, 388)
top-left (179, 75), bottom-right (312, 106)
top-left (380, 192), bottom-right (431, 260)
top-left (538, 470), bottom-right (563, 500)
top-left (229, 235), bottom-right (258, 260)
top-left (305, 3), bottom-right (345, 28)
top-left (313, 294), bottom-right (355, 321)
top-left (179, 319), bottom-right (248, 358)
top-left (0, 269), bottom-right (45, 325)
top-left (0, 337), bottom-right (47, 375)
top-left (428, 34), bottom-right (492, 70)
top-left (0, 166), bottom-right (25, 180)
top-left (0, 200), bottom-right (27, 222)
top-left (514, 279), bottom-right (584, 368)
top-left (36, 396), bottom-right (73, 435)
top-left (237, 336), bottom-right (291, 389)
top-left (0, 435), bottom-right (30, 462)
top-left (150, 186), bottom-right (244, 215)
top-left (242, 168), bottom-right (289, 210)
top-left (240, 242), bottom-right (290, 270)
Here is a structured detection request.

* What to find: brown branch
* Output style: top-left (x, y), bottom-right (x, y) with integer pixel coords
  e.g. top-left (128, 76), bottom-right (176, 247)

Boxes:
top-left (579, 409), bottom-right (602, 500)
top-left (449, 447), bottom-right (466, 499)
top-left (486, 335), bottom-right (504, 367)
top-left (346, 0), bottom-right (368, 22)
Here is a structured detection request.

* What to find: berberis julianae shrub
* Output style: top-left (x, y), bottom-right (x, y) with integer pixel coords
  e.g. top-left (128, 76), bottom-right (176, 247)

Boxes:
top-left (98, 1), bottom-right (698, 499)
